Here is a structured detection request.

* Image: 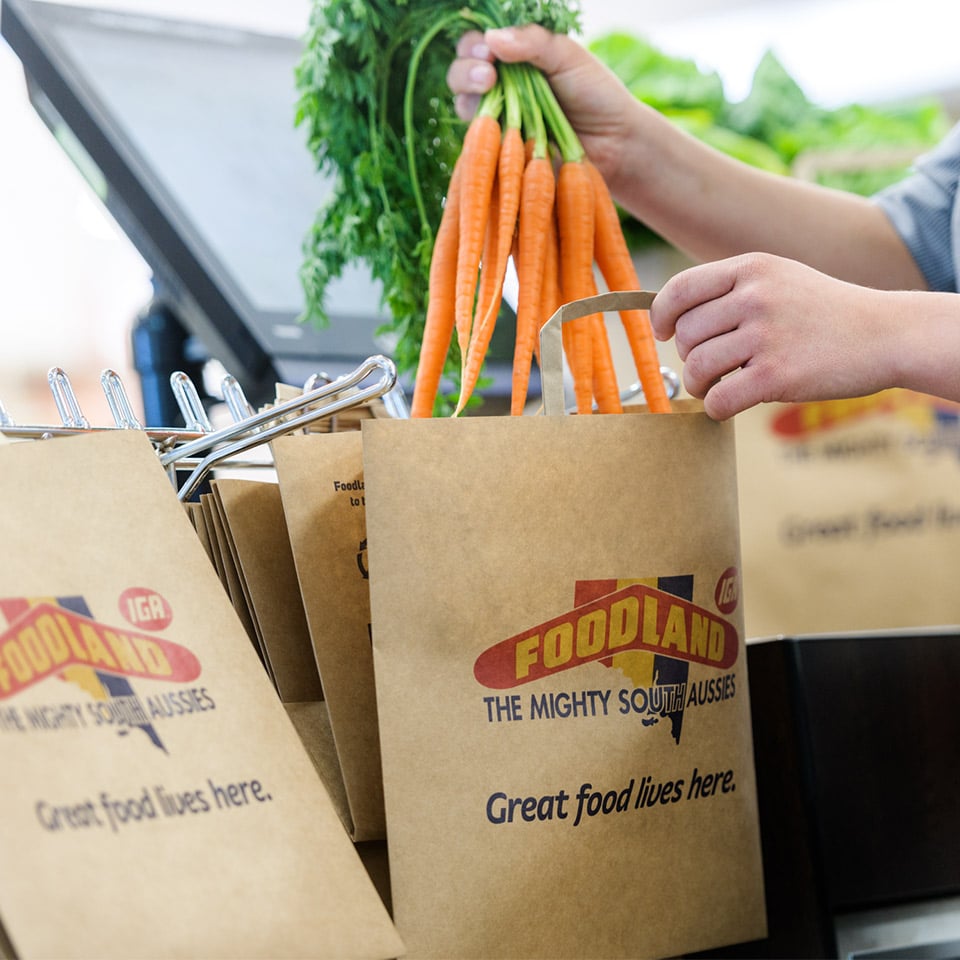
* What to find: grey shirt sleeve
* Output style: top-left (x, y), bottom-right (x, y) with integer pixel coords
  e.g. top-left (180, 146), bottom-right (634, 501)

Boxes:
top-left (872, 121), bottom-right (960, 293)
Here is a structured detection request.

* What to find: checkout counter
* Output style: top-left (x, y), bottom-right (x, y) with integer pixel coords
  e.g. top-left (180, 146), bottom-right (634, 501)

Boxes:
top-left (703, 629), bottom-right (960, 958)
top-left (2, 3), bottom-right (959, 958)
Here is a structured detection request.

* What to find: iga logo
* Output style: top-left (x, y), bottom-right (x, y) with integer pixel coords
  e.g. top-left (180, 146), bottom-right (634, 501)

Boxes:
top-left (119, 587), bottom-right (173, 631)
top-left (714, 568), bottom-right (739, 615)
top-left (0, 593), bottom-right (203, 753)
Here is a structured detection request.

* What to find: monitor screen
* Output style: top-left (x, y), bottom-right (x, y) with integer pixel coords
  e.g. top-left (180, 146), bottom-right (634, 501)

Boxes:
top-left (1, 0), bottom-right (393, 405)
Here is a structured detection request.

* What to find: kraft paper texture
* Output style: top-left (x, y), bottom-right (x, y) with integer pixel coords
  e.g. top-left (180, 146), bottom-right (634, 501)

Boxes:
top-left (210, 478), bottom-right (322, 704)
top-left (203, 488), bottom-right (263, 663)
top-left (273, 432), bottom-right (386, 842)
top-left (363, 390), bottom-right (767, 955)
top-left (736, 391), bottom-right (960, 637)
top-left (0, 430), bottom-right (403, 960)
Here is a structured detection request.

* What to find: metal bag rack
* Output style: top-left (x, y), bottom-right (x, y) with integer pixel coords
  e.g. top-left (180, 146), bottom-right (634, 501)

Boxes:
top-left (0, 354), bottom-right (404, 501)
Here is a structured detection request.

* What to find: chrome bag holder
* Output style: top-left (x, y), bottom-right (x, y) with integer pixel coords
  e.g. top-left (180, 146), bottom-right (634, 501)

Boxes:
top-left (1, 354), bottom-right (404, 501)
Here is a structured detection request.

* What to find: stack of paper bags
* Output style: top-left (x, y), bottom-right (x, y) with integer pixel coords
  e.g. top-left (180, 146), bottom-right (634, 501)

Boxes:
top-left (0, 429), bottom-right (402, 960)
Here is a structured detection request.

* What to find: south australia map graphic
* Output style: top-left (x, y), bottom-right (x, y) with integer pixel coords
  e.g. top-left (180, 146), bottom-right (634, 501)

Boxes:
top-left (576, 576), bottom-right (693, 744)
top-left (0, 595), bottom-right (188, 753)
top-left (473, 573), bottom-right (730, 746)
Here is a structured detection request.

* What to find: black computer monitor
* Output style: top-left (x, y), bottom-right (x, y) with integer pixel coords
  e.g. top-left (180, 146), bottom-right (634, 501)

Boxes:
top-left (1, 0), bottom-right (394, 414)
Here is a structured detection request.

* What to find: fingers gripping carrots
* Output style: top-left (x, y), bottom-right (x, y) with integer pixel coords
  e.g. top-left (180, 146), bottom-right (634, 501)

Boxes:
top-left (409, 54), bottom-right (669, 417)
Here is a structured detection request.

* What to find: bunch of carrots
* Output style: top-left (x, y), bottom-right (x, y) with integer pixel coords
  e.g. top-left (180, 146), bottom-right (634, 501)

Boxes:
top-left (409, 56), bottom-right (671, 418)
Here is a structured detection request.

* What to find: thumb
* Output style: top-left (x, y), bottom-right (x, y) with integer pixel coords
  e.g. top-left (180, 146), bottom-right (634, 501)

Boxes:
top-left (484, 24), bottom-right (573, 73)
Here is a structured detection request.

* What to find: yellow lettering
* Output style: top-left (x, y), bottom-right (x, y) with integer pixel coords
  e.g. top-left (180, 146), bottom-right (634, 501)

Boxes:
top-left (608, 596), bottom-right (639, 650)
top-left (515, 635), bottom-right (540, 680)
top-left (55, 614), bottom-right (90, 661)
top-left (661, 604), bottom-right (688, 653)
top-left (17, 625), bottom-right (51, 673)
top-left (3, 638), bottom-right (32, 683)
top-left (78, 624), bottom-right (118, 670)
top-left (689, 614), bottom-right (709, 659)
top-left (708, 621), bottom-right (725, 662)
top-left (543, 623), bottom-right (573, 669)
top-left (576, 609), bottom-right (606, 658)
top-left (850, 396), bottom-right (875, 416)
top-left (800, 404), bottom-right (826, 431)
top-left (35, 613), bottom-right (70, 666)
top-left (103, 631), bottom-right (145, 674)
top-left (131, 637), bottom-right (172, 677)
top-left (642, 596), bottom-right (661, 647)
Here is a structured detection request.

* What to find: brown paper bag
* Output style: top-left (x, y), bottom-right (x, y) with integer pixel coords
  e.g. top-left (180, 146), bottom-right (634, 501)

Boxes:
top-left (736, 391), bottom-right (960, 637)
top-left (0, 430), bottom-right (403, 960)
top-left (272, 432), bottom-right (386, 842)
top-left (205, 479), bottom-right (356, 830)
top-left (202, 488), bottom-right (264, 661)
top-left (209, 478), bottom-right (322, 704)
top-left (362, 291), bottom-right (767, 959)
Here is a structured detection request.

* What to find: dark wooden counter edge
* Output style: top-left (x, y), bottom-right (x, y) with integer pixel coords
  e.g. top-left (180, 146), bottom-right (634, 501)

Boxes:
top-left (685, 637), bottom-right (836, 959)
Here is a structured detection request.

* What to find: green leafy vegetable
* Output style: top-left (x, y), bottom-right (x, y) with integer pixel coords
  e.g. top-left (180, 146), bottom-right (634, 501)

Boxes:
top-left (589, 33), bottom-right (952, 246)
top-left (722, 49), bottom-right (816, 149)
top-left (294, 0), bottom-right (581, 396)
top-left (588, 32), bottom-right (725, 118)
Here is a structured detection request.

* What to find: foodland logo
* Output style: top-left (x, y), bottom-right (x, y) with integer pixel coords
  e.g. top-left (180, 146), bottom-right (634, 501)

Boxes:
top-left (474, 575), bottom-right (738, 690)
top-left (0, 592), bottom-right (203, 752)
top-left (771, 389), bottom-right (960, 438)
top-left (0, 600), bottom-right (199, 699)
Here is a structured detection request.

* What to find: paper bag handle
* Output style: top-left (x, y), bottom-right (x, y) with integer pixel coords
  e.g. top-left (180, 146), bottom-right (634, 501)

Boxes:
top-left (538, 289), bottom-right (667, 416)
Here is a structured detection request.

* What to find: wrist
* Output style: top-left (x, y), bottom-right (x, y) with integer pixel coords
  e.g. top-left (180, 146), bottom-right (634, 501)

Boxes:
top-left (875, 290), bottom-right (960, 401)
top-left (600, 99), bottom-right (674, 212)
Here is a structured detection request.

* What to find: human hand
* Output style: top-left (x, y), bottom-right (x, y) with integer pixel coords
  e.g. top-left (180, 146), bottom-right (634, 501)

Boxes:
top-left (650, 253), bottom-right (899, 419)
top-left (446, 24), bottom-right (642, 185)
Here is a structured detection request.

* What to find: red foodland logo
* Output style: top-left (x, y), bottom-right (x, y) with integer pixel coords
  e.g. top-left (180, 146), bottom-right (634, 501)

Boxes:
top-left (771, 390), bottom-right (960, 438)
top-left (474, 582), bottom-right (738, 690)
top-left (0, 600), bottom-right (201, 699)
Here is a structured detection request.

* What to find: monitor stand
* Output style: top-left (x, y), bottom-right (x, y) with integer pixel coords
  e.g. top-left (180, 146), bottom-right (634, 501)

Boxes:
top-left (131, 287), bottom-right (208, 428)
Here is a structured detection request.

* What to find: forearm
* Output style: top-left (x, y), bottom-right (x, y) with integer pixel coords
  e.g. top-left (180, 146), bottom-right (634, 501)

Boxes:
top-left (880, 289), bottom-right (960, 400)
top-left (608, 103), bottom-right (928, 291)
top-left (454, 26), bottom-right (930, 293)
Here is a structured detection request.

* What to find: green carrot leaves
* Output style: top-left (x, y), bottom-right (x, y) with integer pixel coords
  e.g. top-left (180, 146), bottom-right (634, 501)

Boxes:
top-left (294, 0), bottom-right (581, 396)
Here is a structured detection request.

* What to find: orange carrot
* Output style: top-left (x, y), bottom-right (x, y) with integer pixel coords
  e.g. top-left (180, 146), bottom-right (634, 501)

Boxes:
top-left (457, 123), bottom-right (525, 413)
top-left (510, 152), bottom-right (555, 415)
top-left (537, 204), bottom-right (562, 371)
top-left (410, 160), bottom-right (462, 418)
top-left (455, 109), bottom-right (501, 362)
top-left (556, 160), bottom-right (601, 415)
top-left (467, 170), bottom-right (501, 372)
top-left (590, 314), bottom-right (623, 414)
top-left (478, 123), bottom-right (525, 337)
top-left (587, 160), bottom-right (671, 413)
